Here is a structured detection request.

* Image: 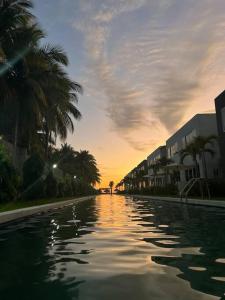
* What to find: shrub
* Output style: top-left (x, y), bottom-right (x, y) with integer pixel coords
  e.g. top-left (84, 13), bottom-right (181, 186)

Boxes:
top-left (22, 154), bottom-right (45, 200)
top-left (0, 142), bottom-right (21, 202)
top-left (23, 154), bottom-right (45, 188)
top-left (127, 184), bottom-right (178, 197)
top-left (208, 179), bottom-right (225, 198)
top-left (45, 172), bottom-right (58, 198)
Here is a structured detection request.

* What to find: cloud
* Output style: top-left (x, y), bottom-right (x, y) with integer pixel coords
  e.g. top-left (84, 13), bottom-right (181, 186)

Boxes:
top-left (72, 0), bottom-right (225, 150)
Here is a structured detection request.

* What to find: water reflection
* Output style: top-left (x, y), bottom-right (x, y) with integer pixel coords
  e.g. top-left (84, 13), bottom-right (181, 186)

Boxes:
top-left (0, 195), bottom-right (225, 299)
top-left (0, 198), bottom-right (97, 300)
top-left (133, 197), bottom-right (225, 299)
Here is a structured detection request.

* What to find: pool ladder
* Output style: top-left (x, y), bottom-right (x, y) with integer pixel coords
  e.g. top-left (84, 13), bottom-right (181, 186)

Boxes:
top-left (180, 178), bottom-right (211, 202)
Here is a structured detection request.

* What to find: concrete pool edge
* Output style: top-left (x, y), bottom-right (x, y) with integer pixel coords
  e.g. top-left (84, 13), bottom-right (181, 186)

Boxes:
top-left (130, 194), bottom-right (225, 208)
top-left (0, 196), bottom-right (95, 224)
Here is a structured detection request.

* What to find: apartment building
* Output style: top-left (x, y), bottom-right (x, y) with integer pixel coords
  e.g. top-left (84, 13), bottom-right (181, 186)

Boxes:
top-left (136, 160), bottom-right (148, 189)
top-left (215, 91), bottom-right (225, 177)
top-left (121, 107), bottom-right (223, 193)
top-left (146, 146), bottom-right (166, 186)
top-left (166, 114), bottom-right (220, 189)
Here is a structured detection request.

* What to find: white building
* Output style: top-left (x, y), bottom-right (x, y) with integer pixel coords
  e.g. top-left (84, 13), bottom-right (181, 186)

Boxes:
top-left (166, 113), bottom-right (220, 190)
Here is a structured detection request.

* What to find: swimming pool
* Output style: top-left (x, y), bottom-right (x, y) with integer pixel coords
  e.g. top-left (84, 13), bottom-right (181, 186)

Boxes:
top-left (0, 195), bottom-right (225, 299)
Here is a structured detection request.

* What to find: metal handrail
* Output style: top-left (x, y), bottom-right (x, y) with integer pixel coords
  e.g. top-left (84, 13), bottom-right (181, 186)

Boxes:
top-left (180, 178), bottom-right (196, 200)
top-left (180, 177), bottom-right (211, 201)
top-left (184, 178), bottom-right (199, 201)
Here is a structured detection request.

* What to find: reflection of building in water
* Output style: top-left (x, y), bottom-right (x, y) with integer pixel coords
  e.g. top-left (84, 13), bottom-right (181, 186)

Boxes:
top-left (135, 198), bottom-right (225, 299)
top-left (152, 254), bottom-right (225, 298)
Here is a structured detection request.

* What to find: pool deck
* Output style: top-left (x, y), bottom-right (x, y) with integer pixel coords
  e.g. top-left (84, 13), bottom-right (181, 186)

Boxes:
top-left (131, 195), bottom-right (225, 208)
top-left (0, 196), bottom-right (95, 225)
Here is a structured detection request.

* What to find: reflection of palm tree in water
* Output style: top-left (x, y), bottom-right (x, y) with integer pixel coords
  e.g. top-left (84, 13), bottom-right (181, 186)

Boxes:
top-left (0, 198), bottom-right (97, 300)
top-left (134, 198), bottom-right (225, 299)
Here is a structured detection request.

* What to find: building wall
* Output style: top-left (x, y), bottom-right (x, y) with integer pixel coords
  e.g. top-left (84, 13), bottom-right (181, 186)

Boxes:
top-left (147, 146), bottom-right (166, 186)
top-left (215, 91), bottom-right (225, 178)
top-left (135, 160), bottom-right (148, 189)
top-left (166, 114), bottom-right (220, 188)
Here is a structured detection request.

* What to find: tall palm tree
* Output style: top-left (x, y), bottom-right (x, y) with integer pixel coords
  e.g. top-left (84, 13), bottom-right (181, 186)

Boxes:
top-left (0, 3), bottom-right (46, 162)
top-left (0, 0), bottom-right (34, 64)
top-left (179, 135), bottom-right (216, 178)
top-left (192, 135), bottom-right (216, 179)
top-left (74, 150), bottom-right (101, 186)
top-left (52, 143), bottom-right (76, 175)
top-left (36, 45), bottom-right (82, 158)
top-left (179, 142), bottom-right (200, 177)
top-left (109, 181), bottom-right (114, 195)
top-left (0, 1), bottom-right (82, 164)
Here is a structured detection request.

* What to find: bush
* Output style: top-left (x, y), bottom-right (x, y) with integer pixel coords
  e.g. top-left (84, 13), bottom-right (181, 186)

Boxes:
top-left (127, 184), bottom-right (178, 197)
top-left (208, 179), bottom-right (225, 198)
top-left (0, 142), bottom-right (21, 202)
top-left (45, 172), bottom-right (58, 198)
top-left (22, 154), bottom-right (45, 200)
top-left (23, 154), bottom-right (45, 188)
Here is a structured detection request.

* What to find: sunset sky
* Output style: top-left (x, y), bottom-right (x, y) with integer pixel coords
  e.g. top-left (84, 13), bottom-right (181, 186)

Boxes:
top-left (34, 0), bottom-right (225, 187)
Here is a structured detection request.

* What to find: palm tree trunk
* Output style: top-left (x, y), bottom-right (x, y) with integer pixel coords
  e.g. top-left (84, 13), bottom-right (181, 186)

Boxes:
top-left (154, 171), bottom-right (157, 187)
top-left (13, 104), bottom-right (20, 166)
top-left (194, 158), bottom-right (199, 178)
top-left (194, 158), bottom-right (204, 198)
top-left (202, 152), bottom-right (208, 179)
top-left (45, 125), bottom-right (49, 159)
top-left (165, 169), bottom-right (168, 186)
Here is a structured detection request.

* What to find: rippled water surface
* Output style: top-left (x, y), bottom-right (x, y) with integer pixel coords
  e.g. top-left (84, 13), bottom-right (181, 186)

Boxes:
top-left (1, 195), bottom-right (225, 299)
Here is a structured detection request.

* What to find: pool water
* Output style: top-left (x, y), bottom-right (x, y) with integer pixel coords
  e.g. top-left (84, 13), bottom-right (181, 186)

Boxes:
top-left (1, 195), bottom-right (225, 299)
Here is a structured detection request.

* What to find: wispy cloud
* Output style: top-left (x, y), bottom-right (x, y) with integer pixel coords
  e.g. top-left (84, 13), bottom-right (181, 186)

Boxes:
top-left (72, 0), bottom-right (225, 150)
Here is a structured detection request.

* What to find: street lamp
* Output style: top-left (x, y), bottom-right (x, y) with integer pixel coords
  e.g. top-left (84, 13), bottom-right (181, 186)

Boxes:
top-left (53, 164), bottom-right (58, 169)
top-left (74, 175), bottom-right (77, 179)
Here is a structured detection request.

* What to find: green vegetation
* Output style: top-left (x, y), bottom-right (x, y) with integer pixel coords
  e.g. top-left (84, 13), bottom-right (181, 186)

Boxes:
top-left (0, 196), bottom-right (81, 213)
top-left (123, 185), bottom-right (178, 197)
top-left (179, 135), bottom-right (217, 178)
top-left (0, 142), bottom-right (20, 201)
top-left (0, 1), bottom-right (100, 205)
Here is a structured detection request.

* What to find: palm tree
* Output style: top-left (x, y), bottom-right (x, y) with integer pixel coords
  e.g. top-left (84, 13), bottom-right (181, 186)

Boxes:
top-left (0, 0), bottom-right (34, 35)
top-left (109, 181), bottom-right (114, 195)
top-left (179, 142), bottom-right (200, 177)
top-left (192, 135), bottom-right (216, 179)
top-left (0, 1), bottom-right (82, 164)
top-left (51, 143), bottom-right (76, 174)
top-left (74, 150), bottom-right (101, 186)
top-left (0, 8), bottom-right (46, 162)
top-left (37, 45), bottom-right (82, 158)
top-left (179, 135), bottom-right (216, 179)
top-left (0, 0), bottom-right (34, 65)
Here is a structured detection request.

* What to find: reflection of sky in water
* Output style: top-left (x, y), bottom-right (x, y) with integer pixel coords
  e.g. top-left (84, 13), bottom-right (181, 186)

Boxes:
top-left (0, 195), bottom-right (225, 299)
